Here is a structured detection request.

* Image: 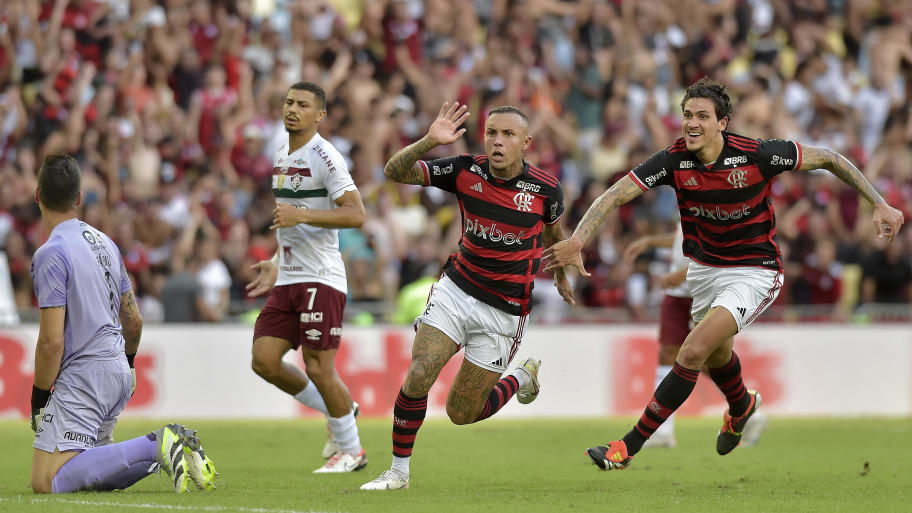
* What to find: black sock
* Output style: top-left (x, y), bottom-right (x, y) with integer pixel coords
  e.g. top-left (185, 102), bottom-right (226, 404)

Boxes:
top-left (708, 352), bottom-right (751, 417)
top-left (622, 363), bottom-right (699, 456)
top-left (392, 389), bottom-right (427, 459)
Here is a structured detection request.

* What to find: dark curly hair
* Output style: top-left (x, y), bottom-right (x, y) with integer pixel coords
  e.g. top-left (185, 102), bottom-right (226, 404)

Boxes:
top-left (681, 78), bottom-right (733, 123)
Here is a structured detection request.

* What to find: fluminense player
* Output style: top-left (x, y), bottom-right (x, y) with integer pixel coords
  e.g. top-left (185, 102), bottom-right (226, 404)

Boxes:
top-left (361, 103), bottom-right (574, 491)
top-left (29, 155), bottom-right (216, 494)
top-left (545, 78), bottom-right (904, 471)
top-left (246, 82), bottom-right (367, 473)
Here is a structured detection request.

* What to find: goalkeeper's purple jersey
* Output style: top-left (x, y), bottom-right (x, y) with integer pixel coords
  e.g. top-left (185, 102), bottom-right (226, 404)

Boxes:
top-left (30, 219), bottom-right (132, 368)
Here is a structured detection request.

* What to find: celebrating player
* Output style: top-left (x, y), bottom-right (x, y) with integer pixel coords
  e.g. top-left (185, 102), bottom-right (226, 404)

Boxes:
top-left (544, 78), bottom-right (904, 470)
top-left (29, 155), bottom-right (216, 494)
top-left (624, 225), bottom-right (766, 449)
top-left (360, 103), bottom-right (574, 491)
top-left (246, 82), bottom-right (368, 473)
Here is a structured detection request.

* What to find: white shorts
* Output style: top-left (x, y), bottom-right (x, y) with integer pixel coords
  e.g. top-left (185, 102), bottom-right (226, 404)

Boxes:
top-left (415, 275), bottom-right (526, 373)
top-left (687, 261), bottom-right (782, 333)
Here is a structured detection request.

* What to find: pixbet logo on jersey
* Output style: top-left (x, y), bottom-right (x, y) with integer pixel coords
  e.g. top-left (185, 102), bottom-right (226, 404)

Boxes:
top-left (689, 204), bottom-right (751, 221)
top-left (464, 218), bottom-right (526, 245)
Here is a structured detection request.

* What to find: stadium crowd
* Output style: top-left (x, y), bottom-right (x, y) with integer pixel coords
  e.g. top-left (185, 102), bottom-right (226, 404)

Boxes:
top-left (1, 0), bottom-right (911, 323)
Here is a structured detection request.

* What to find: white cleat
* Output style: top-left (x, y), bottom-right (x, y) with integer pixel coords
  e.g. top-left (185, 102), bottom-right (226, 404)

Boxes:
top-left (313, 449), bottom-right (367, 473)
top-left (741, 409), bottom-right (768, 447)
top-left (515, 356), bottom-right (541, 404)
top-left (643, 431), bottom-right (677, 449)
top-left (360, 469), bottom-right (410, 490)
top-left (322, 402), bottom-right (360, 459)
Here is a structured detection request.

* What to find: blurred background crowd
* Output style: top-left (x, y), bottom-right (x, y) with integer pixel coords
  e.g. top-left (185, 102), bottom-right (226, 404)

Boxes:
top-left (1, 0), bottom-right (911, 325)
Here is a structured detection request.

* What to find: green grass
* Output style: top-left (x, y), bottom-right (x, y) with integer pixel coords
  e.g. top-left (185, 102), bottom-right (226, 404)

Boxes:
top-left (1, 417), bottom-right (910, 513)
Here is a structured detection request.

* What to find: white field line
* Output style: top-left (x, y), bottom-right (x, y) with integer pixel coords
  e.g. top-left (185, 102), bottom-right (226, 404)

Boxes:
top-left (0, 496), bottom-right (345, 513)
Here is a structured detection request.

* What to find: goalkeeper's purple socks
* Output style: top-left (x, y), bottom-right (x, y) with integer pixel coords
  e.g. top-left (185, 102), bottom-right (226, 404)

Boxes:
top-left (51, 434), bottom-right (158, 493)
top-left (622, 363), bottom-right (699, 456)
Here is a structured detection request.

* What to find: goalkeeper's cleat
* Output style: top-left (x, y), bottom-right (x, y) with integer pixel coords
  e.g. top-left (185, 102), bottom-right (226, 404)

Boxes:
top-left (717, 390), bottom-right (762, 455)
top-left (322, 401), bottom-right (360, 459)
top-left (360, 469), bottom-right (410, 490)
top-left (313, 449), bottom-right (367, 473)
top-left (178, 426), bottom-right (217, 490)
top-left (741, 408), bottom-right (768, 447)
top-left (587, 440), bottom-right (632, 470)
top-left (154, 423), bottom-right (191, 493)
top-left (515, 357), bottom-right (541, 404)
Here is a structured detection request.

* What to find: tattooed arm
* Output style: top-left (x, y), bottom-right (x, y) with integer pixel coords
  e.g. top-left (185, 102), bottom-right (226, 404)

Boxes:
top-left (384, 101), bottom-right (470, 184)
top-left (542, 221), bottom-right (576, 305)
top-left (799, 145), bottom-right (904, 243)
top-left (543, 175), bottom-right (645, 274)
top-left (383, 137), bottom-right (439, 185)
top-left (119, 289), bottom-right (143, 355)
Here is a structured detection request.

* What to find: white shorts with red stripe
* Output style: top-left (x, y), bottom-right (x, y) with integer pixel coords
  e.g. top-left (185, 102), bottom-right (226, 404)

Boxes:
top-left (415, 275), bottom-right (526, 373)
top-left (686, 260), bottom-right (782, 333)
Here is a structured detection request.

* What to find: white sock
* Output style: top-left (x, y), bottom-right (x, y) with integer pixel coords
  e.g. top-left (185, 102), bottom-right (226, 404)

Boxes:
top-left (511, 366), bottom-right (530, 389)
top-left (293, 381), bottom-right (329, 415)
top-left (391, 456), bottom-right (410, 475)
top-left (327, 411), bottom-right (361, 454)
top-left (653, 365), bottom-right (675, 437)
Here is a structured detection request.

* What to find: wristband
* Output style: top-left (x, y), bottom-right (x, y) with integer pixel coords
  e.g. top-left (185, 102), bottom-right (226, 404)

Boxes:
top-left (126, 353), bottom-right (136, 368)
top-left (31, 385), bottom-right (52, 411)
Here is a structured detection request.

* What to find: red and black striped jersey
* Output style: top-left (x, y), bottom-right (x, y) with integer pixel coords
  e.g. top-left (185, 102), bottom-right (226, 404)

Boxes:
top-left (629, 132), bottom-right (802, 271)
top-left (418, 154), bottom-right (565, 316)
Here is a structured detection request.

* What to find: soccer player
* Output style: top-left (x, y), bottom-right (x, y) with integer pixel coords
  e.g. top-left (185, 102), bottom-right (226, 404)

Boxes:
top-left (544, 78), bottom-right (904, 470)
top-left (360, 103), bottom-right (574, 491)
top-left (246, 82), bottom-right (367, 472)
top-left (624, 225), bottom-right (766, 448)
top-left (29, 155), bottom-right (216, 494)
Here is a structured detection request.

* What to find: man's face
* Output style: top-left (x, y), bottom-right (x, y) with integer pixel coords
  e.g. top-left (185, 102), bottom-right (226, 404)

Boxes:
top-left (484, 113), bottom-right (531, 171)
top-left (681, 97), bottom-right (727, 153)
top-left (283, 89), bottom-right (325, 134)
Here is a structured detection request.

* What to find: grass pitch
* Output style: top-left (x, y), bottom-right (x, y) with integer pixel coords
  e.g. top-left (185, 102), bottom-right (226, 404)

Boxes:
top-left (0, 417), bottom-right (909, 513)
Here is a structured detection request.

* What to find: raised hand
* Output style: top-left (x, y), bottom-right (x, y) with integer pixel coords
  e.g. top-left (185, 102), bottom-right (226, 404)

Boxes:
top-left (426, 102), bottom-right (470, 146)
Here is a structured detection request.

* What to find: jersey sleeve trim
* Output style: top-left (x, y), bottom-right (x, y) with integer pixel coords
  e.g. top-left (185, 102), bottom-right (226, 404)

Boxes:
top-left (544, 210), bottom-right (564, 225)
top-left (329, 183), bottom-right (358, 201)
top-left (419, 160), bottom-right (430, 186)
top-left (628, 170), bottom-right (649, 191)
top-left (792, 141), bottom-right (802, 171)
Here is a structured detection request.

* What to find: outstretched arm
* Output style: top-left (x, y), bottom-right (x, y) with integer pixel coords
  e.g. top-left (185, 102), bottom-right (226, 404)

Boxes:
top-left (383, 101), bottom-right (470, 185)
top-left (543, 174), bottom-right (645, 274)
top-left (799, 145), bottom-right (904, 243)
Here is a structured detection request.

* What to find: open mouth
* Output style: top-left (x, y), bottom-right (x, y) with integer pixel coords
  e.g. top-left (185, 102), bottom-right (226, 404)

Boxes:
top-left (492, 150), bottom-right (504, 159)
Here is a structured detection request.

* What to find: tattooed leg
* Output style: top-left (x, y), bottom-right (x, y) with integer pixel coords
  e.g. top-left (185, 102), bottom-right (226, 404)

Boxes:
top-left (445, 360), bottom-right (503, 425)
top-left (401, 322), bottom-right (460, 398)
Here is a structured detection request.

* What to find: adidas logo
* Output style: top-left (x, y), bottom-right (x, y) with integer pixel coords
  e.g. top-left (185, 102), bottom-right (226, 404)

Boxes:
top-left (470, 182), bottom-right (483, 193)
top-left (737, 307), bottom-right (746, 317)
top-left (683, 177), bottom-right (698, 187)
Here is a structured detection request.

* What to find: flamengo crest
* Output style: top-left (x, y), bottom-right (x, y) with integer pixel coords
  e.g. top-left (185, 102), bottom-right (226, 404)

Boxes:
top-left (513, 192), bottom-right (534, 212)
top-left (727, 169), bottom-right (748, 188)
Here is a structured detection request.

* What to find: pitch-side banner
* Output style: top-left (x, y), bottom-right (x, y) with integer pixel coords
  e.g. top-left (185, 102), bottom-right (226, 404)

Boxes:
top-left (1, 324), bottom-right (910, 418)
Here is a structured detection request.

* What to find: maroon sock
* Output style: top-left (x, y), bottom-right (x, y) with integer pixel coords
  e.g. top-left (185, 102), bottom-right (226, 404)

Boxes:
top-left (392, 389), bottom-right (427, 458)
top-left (708, 352), bottom-right (751, 417)
top-left (474, 375), bottom-right (520, 422)
top-left (622, 363), bottom-right (699, 456)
